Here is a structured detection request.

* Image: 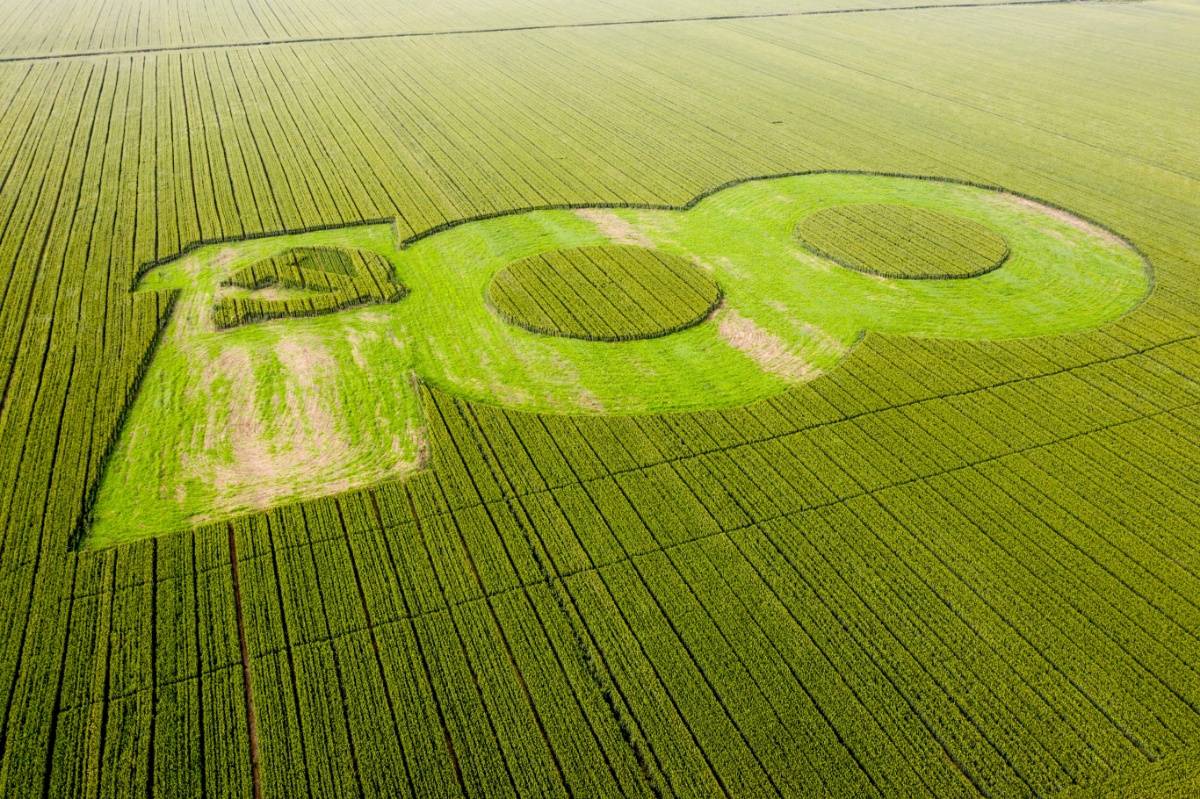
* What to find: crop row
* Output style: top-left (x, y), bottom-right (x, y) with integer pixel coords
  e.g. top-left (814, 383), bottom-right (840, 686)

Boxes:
top-left (487, 244), bottom-right (721, 341)
top-left (23, 347), bottom-right (1200, 797)
top-left (795, 203), bottom-right (1010, 279)
top-left (0, 14), bottom-right (1197, 798)
top-left (211, 246), bottom-right (405, 328)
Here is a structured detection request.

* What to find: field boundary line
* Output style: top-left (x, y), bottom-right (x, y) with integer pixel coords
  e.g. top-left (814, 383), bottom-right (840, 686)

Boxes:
top-left (0, 0), bottom-right (1119, 65)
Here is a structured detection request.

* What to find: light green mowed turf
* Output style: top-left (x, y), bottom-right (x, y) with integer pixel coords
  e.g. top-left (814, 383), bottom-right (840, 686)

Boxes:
top-left (85, 172), bottom-right (1149, 547)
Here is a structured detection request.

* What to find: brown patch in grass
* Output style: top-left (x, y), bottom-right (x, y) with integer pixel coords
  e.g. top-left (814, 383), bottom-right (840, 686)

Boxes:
top-left (718, 308), bottom-right (820, 383)
top-left (391, 422), bottom-right (430, 468)
top-left (345, 328), bottom-right (379, 369)
top-left (1003, 194), bottom-right (1124, 246)
top-left (576, 209), bottom-right (654, 247)
top-left (276, 337), bottom-right (335, 389)
top-left (201, 337), bottom-right (354, 513)
top-left (576, 389), bottom-right (604, 412)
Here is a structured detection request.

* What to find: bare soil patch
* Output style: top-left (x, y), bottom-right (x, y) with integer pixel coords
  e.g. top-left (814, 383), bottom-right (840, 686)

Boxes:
top-left (576, 208), bottom-right (654, 247)
top-left (718, 308), bottom-right (819, 382)
top-left (202, 337), bottom-right (352, 513)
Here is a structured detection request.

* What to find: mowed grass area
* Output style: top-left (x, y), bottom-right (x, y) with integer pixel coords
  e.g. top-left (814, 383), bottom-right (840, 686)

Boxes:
top-left (88, 173), bottom-right (1147, 546)
top-left (0, 1), bottom-right (1198, 798)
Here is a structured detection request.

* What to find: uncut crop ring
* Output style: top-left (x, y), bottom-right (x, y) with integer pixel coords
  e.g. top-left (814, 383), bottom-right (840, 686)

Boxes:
top-left (487, 244), bottom-right (723, 341)
top-left (795, 203), bottom-right (1010, 279)
top-left (87, 171), bottom-right (1150, 545)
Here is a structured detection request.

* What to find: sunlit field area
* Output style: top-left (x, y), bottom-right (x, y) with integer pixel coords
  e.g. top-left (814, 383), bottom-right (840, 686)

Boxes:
top-left (0, 1), bottom-right (1198, 797)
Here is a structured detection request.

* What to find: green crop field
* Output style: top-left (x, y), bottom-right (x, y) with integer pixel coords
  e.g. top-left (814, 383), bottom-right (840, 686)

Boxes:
top-left (0, 0), bottom-right (1197, 797)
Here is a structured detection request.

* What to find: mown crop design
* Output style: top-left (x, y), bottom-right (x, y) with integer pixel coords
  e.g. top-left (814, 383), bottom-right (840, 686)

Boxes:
top-left (0, 9), bottom-right (1196, 799)
top-left (85, 172), bottom-right (1148, 547)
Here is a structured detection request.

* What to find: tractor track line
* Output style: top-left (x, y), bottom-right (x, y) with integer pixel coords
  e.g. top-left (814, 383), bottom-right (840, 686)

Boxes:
top-left (0, 0), bottom-right (1114, 65)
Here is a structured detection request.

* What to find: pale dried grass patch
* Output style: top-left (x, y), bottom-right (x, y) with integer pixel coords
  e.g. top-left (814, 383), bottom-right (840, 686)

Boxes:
top-left (717, 308), bottom-right (820, 383)
top-left (575, 208), bottom-right (654, 247)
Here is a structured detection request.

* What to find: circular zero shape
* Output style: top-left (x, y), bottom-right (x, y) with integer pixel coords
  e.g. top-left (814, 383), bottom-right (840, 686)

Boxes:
top-left (796, 203), bottom-right (1011, 279)
top-left (487, 244), bottom-right (722, 341)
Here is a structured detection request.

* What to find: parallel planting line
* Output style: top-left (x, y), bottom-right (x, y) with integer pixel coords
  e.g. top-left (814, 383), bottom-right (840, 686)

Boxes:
top-left (0, 12), bottom-right (1194, 796)
top-left (228, 525), bottom-right (263, 799)
top-left (388, 334), bottom-right (1200, 528)
top-left (0, 0), bottom-right (1113, 65)
top-left (254, 396), bottom-right (1200, 670)
top-left (205, 388), bottom-right (1200, 796)
top-left (457, 400), bottom-right (669, 798)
